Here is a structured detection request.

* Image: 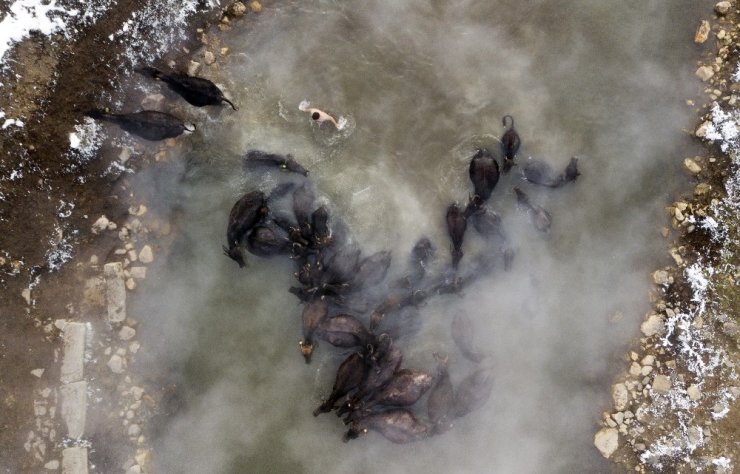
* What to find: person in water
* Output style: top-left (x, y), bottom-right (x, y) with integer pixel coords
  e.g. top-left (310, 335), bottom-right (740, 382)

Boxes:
top-left (299, 100), bottom-right (343, 129)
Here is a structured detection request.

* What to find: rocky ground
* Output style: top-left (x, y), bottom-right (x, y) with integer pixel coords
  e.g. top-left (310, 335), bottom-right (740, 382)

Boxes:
top-left (2, 0), bottom-right (740, 472)
top-left (594, 2), bottom-right (740, 472)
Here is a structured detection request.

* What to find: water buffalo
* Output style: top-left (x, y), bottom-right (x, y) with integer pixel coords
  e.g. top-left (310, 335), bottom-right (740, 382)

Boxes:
top-left (362, 369), bottom-right (434, 409)
top-left (344, 409), bottom-right (429, 444)
top-left (317, 314), bottom-right (374, 348)
top-left (299, 299), bottom-right (330, 363)
top-left (468, 148), bottom-right (500, 202)
top-left (243, 150), bottom-right (309, 176)
top-left (451, 313), bottom-right (486, 363)
top-left (454, 367), bottom-right (495, 418)
top-left (84, 109), bottom-right (195, 141)
top-left (313, 351), bottom-right (368, 416)
top-left (136, 66), bottom-right (237, 109)
top-left (223, 190), bottom-right (268, 267)
top-left (514, 187), bottom-right (552, 233)
top-left (446, 203), bottom-right (467, 270)
top-left (245, 225), bottom-right (290, 257)
top-left (427, 353), bottom-right (454, 434)
top-left (500, 114), bottom-right (521, 171)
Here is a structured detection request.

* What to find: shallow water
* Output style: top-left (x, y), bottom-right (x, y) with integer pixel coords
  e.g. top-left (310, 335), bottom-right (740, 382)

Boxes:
top-left (132, 1), bottom-right (706, 472)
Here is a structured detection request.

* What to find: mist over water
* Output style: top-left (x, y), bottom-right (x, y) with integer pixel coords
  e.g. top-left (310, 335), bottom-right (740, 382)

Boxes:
top-left (130, 1), bottom-right (706, 472)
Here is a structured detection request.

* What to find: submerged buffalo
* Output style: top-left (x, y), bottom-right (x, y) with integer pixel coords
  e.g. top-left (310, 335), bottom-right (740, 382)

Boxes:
top-left (223, 190), bottom-right (269, 267)
top-left (361, 368), bottom-right (434, 410)
top-left (468, 148), bottom-right (500, 203)
top-left (514, 187), bottom-right (552, 233)
top-left (137, 66), bottom-right (237, 110)
top-left (451, 313), bottom-right (487, 363)
top-left (317, 314), bottom-right (374, 349)
top-left (446, 203), bottom-right (468, 270)
top-left (246, 225), bottom-right (290, 257)
top-left (344, 409), bottom-right (429, 444)
top-left (84, 109), bottom-right (194, 141)
top-left (427, 353), bottom-right (454, 434)
top-left (454, 367), bottom-right (495, 418)
top-left (299, 299), bottom-right (330, 363)
top-left (243, 150), bottom-right (309, 176)
top-left (500, 114), bottom-right (521, 171)
top-left (523, 157), bottom-right (580, 188)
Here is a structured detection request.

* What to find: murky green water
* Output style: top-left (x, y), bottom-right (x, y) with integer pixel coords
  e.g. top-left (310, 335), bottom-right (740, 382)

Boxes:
top-left (132, 1), bottom-right (707, 472)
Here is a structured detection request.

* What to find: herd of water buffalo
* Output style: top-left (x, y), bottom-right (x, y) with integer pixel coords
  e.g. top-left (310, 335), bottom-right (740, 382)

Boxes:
top-left (84, 67), bottom-right (581, 444)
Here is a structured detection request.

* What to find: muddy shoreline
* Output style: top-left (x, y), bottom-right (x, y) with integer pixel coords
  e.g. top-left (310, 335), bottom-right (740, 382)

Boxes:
top-left (1, 0), bottom-right (738, 472)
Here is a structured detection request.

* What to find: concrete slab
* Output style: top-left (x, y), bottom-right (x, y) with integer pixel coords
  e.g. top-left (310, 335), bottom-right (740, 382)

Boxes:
top-left (62, 447), bottom-right (88, 474)
top-left (104, 262), bottom-right (126, 323)
top-left (60, 323), bottom-right (86, 384)
top-left (60, 381), bottom-right (87, 439)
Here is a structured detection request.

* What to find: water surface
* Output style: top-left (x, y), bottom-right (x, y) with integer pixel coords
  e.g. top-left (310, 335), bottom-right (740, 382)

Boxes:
top-left (132, 1), bottom-right (706, 472)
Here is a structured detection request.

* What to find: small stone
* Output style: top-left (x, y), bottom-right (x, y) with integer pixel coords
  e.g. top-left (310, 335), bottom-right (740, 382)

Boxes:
top-left (715, 1), bottom-right (731, 15)
top-left (594, 428), bottom-right (619, 458)
top-left (188, 60), bottom-right (202, 76)
top-left (696, 121), bottom-right (712, 138)
top-left (695, 20), bottom-right (711, 43)
top-left (696, 66), bottom-right (715, 81)
top-left (674, 208), bottom-right (685, 221)
top-left (684, 158), bottom-right (702, 175)
top-left (130, 341), bottom-right (141, 354)
top-left (44, 459), bottom-right (59, 470)
top-left (107, 355), bottom-right (125, 374)
top-left (92, 215), bottom-right (109, 234)
top-left (138, 245), bottom-right (153, 264)
top-left (31, 369), bottom-right (44, 378)
top-left (21, 288), bottom-right (31, 305)
top-left (641, 355), bottom-right (655, 366)
top-left (249, 1), bottom-right (262, 12)
top-left (660, 227), bottom-right (669, 238)
top-left (612, 412), bottom-right (624, 425)
top-left (687, 384), bottom-right (702, 401)
top-left (651, 270), bottom-right (671, 286)
top-left (119, 326), bottom-right (136, 341)
top-left (652, 374), bottom-right (671, 394)
top-left (694, 183), bottom-right (711, 195)
top-left (126, 278), bottom-right (136, 291)
top-left (128, 250), bottom-right (138, 262)
top-left (228, 1), bottom-right (247, 16)
top-left (220, 47), bottom-right (229, 56)
top-left (641, 365), bottom-right (653, 376)
top-left (204, 51), bottom-right (216, 65)
top-left (130, 267), bottom-right (147, 279)
top-left (722, 321), bottom-right (740, 337)
top-left (641, 315), bottom-right (666, 337)
top-left (126, 465), bottom-right (142, 474)
top-left (128, 424), bottom-right (141, 437)
top-left (132, 386), bottom-right (144, 401)
top-left (629, 362), bottom-right (642, 377)
top-left (612, 383), bottom-right (629, 411)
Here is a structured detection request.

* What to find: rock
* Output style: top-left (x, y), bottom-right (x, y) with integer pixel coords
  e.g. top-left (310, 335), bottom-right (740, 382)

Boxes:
top-left (126, 278), bottom-right (136, 291)
top-left (60, 381), bottom-right (87, 439)
top-left (131, 386), bottom-right (144, 401)
top-left (612, 412), bottom-right (624, 425)
top-left (641, 365), bottom-right (653, 376)
top-left (641, 355), bottom-right (655, 366)
top-left (91, 215), bottom-right (109, 234)
top-left (130, 267), bottom-right (147, 279)
top-left (721, 321), bottom-right (740, 338)
top-left (83, 277), bottom-right (105, 307)
top-left (62, 447), bottom-right (87, 474)
top-left (641, 315), bottom-right (666, 337)
top-left (188, 60), bottom-right (202, 76)
top-left (687, 425), bottom-right (703, 447)
top-left (612, 383), bottom-right (629, 411)
top-left (128, 424), bottom-right (141, 437)
top-left (652, 374), bottom-right (671, 394)
top-left (687, 384), bottom-right (702, 401)
top-left (629, 362), bottom-right (642, 377)
top-left (674, 208), bottom-right (685, 221)
top-left (125, 466), bottom-right (142, 474)
top-left (60, 323), bottom-right (86, 384)
top-left (130, 341), bottom-right (141, 353)
top-left (696, 120), bottom-right (712, 138)
top-left (127, 250), bottom-right (138, 262)
top-left (695, 20), bottom-right (711, 43)
top-left (684, 158), bottom-right (702, 175)
top-left (651, 270), bottom-right (672, 286)
top-left (107, 355), bottom-right (126, 374)
top-left (204, 51), bottom-right (216, 65)
top-left (228, 1), bottom-right (247, 16)
top-left (249, 0), bottom-right (262, 12)
top-left (138, 245), bottom-right (153, 264)
top-left (715, 1), bottom-right (731, 15)
top-left (31, 368), bottom-right (45, 378)
top-left (594, 428), bottom-right (619, 458)
top-left (44, 460), bottom-right (60, 470)
top-left (694, 183), bottom-right (711, 195)
top-left (220, 47), bottom-right (229, 56)
top-left (21, 288), bottom-right (31, 305)
top-left (119, 326), bottom-right (136, 341)
top-left (105, 262), bottom-right (127, 323)
top-left (696, 66), bottom-right (715, 82)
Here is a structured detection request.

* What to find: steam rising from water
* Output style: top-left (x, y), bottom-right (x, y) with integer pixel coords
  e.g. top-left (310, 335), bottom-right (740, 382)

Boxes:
top-left (129, 1), bottom-right (703, 472)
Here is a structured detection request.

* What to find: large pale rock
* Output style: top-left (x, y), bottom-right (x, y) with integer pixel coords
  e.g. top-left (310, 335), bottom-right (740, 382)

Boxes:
top-left (695, 20), bottom-right (711, 43)
top-left (684, 158), bottom-right (702, 175)
top-left (91, 216), bottom-right (109, 234)
top-left (687, 384), bottom-right (702, 401)
top-left (594, 428), bottom-right (619, 458)
top-left (695, 120), bottom-right (712, 138)
top-left (62, 446), bottom-right (88, 474)
top-left (60, 323), bottom-right (86, 384)
top-left (651, 270), bottom-right (672, 286)
top-left (641, 315), bottom-right (666, 337)
top-left (612, 383), bottom-right (629, 411)
top-left (228, 1), bottom-right (247, 16)
top-left (696, 66), bottom-right (715, 82)
top-left (107, 354), bottom-right (126, 374)
top-left (104, 262), bottom-right (126, 323)
top-left (60, 381), bottom-right (87, 439)
top-left (138, 245), bottom-right (154, 264)
top-left (715, 1), bottom-right (732, 15)
top-left (652, 374), bottom-right (672, 394)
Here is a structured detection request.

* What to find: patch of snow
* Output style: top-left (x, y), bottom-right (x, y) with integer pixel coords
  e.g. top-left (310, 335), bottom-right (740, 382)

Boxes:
top-left (0, 0), bottom-right (77, 62)
top-left (733, 63), bottom-right (740, 84)
top-left (2, 118), bottom-right (24, 129)
top-left (704, 102), bottom-right (740, 152)
top-left (68, 117), bottom-right (103, 162)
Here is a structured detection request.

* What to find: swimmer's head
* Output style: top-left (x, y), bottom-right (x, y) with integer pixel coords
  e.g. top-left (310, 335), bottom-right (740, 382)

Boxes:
top-left (312, 112), bottom-right (321, 121)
